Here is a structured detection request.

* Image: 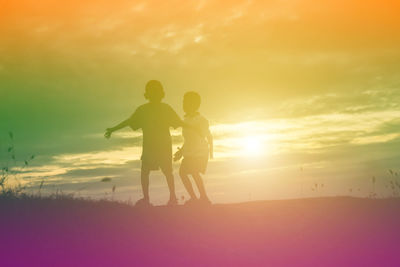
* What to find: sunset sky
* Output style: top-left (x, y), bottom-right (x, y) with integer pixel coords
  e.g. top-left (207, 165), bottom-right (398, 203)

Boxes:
top-left (1, 0), bottom-right (399, 204)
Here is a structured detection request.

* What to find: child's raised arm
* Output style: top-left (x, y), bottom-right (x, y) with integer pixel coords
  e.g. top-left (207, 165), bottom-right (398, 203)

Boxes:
top-left (104, 119), bottom-right (130, 139)
top-left (105, 107), bottom-right (142, 139)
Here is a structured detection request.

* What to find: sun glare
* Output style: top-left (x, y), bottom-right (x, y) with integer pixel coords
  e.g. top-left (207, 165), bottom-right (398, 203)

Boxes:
top-left (241, 136), bottom-right (263, 156)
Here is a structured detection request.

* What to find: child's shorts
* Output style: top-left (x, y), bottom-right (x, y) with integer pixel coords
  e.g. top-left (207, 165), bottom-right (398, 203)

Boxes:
top-left (141, 154), bottom-right (173, 173)
top-left (180, 155), bottom-right (208, 174)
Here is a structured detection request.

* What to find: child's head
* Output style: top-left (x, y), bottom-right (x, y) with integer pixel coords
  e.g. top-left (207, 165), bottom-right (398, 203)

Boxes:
top-left (183, 91), bottom-right (201, 114)
top-left (144, 80), bottom-right (165, 102)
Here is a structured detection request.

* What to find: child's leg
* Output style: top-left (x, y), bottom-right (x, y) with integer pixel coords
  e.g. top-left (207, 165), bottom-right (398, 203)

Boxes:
top-left (192, 173), bottom-right (209, 200)
top-left (160, 166), bottom-right (177, 201)
top-left (179, 166), bottom-right (197, 200)
top-left (141, 167), bottom-right (150, 201)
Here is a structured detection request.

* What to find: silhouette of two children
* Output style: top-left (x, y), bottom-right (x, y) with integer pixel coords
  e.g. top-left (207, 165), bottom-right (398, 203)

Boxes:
top-left (105, 80), bottom-right (212, 206)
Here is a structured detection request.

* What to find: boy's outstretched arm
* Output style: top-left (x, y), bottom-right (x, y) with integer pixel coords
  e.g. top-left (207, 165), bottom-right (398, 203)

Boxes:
top-left (207, 132), bottom-right (214, 159)
top-left (104, 119), bottom-right (130, 139)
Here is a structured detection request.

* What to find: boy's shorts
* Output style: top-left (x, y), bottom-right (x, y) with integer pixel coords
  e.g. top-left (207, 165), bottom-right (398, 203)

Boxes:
top-left (141, 156), bottom-right (173, 173)
top-left (180, 155), bottom-right (208, 174)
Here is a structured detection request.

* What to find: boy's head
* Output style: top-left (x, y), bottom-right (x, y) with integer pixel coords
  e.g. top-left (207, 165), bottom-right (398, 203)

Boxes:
top-left (183, 91), bottom-right (201, 114)
top-left (144, 80), bottom-right (165, 102)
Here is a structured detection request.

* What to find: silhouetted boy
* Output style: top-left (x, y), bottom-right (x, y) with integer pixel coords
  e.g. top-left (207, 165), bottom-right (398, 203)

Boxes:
top-left (174, 91), bottom-right (213, 204)
top-left (105, 80), bottom-right (183, 206)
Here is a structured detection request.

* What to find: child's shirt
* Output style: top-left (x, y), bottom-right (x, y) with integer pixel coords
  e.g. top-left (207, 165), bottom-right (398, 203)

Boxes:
top-left (127, 102), bottom-right (182, 162)
top-left (182, 113), bottom-right (210, 158)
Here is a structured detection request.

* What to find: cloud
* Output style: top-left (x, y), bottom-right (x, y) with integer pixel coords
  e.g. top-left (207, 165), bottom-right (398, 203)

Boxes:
top-left (351, 133), bottom-right (400, 145)
top-left (131, 2), bottom-right (147, 13)
top-left (53, 147), bottom-right (142, 167)
top-left (280, 88), bottom-right (400, 117)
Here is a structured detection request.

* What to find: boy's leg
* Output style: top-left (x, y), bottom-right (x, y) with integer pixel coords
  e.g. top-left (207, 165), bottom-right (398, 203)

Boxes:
top-left (141, 167), bottom-right (150, 201)
top-left (179, 166), bottom-right (197, 200)
top-left (192, 173), bottom-right (209, 200)
top-left (160, 165), bottom-right (177, 202)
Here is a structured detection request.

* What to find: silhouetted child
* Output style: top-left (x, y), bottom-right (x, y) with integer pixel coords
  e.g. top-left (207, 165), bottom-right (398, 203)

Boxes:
top-left (105, 80), bottom-right (183, 206)
top-left (174, 91), bottom-right (213, 204)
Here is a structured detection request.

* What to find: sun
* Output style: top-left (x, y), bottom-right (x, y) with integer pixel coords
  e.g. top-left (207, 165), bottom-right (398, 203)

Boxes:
top-left (241, 136), bottom-right (263, 156)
